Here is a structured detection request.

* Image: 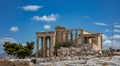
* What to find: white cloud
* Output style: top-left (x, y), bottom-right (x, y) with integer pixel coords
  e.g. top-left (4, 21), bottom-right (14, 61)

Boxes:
top-left (22, 43), bottom-right (26, 46)
top-left (44, 25), bottom-right (51, 29)
top-left (94, 22), bottom-right (107, 26)
top-left (32, 14), bottom-right (58, 22)
top-left (102, 34), bottom-right (110, 46)
top-left (102, 34), bottom-right (108, 40)
top-left (21, 5), bottom-right (43, 11)
top-left (103, 40), bottom-right (120, 48)
top-left (105, 29), bottom-right (120, 33)
top-left (114, 22), bottom-right (119, 25)
top-left (114, 25), bottom-right (120, 28)
top-left (102, 34), bottom-right (120, 49)
top-left (103, 39), bottom-right (112, 45)
top-left (112, 41), bottom-right (120, 48)
top-left (9, 26), bottom-right (19, 32)
top-left (82, 16), bottom-right (90, 19)
top-left (114, 29), bottom-right (120, 32)
top-left (112, 34), bottom-right (120, 39)
top-left (105, 29), bottom-right (110, 32)
top-left (0, 37), bottom-right (17, 44)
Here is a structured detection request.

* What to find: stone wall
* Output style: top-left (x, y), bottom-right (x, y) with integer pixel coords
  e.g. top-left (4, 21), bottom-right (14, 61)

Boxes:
top-left (0, 59), bottom-right (34, 66)
top-left (57, 47), bottom-right (100, 57)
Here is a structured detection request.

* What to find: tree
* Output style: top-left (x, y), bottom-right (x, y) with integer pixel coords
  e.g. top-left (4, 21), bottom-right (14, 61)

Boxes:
top-left (3, 42), bottom-right (34, 58)
top-left (54, 41), bottom-right (72, 56)
top-left (3, 42), bottom-right (18, 56)
top-left (26, 42), bottom-right (34, 55)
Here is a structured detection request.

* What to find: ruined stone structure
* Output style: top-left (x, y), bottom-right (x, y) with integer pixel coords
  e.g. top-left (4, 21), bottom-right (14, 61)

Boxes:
top-left (36, 26), bottom-right (102, 58)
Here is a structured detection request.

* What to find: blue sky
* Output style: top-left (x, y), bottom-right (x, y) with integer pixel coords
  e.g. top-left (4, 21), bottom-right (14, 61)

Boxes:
top-left (0, 0), bottom-right (120, 53)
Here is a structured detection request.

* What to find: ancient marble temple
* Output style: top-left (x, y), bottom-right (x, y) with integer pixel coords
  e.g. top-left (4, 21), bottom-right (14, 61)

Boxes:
top-left (36, 26), bottom-right (102, 58)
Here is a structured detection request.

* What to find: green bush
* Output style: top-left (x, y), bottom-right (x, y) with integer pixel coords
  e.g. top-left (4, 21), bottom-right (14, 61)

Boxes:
top-left (54, 41), bottom-right (71, 56)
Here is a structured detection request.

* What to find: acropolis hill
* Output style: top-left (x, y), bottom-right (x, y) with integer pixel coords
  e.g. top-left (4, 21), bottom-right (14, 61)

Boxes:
top-left (1, 26), bottom-right (120, 66)
top-left (36, 26), bottom-right (102, 58)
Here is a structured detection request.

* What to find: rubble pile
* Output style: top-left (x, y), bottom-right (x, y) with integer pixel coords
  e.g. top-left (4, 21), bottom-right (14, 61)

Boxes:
top-left (35, 56), bottom-right (120, 66)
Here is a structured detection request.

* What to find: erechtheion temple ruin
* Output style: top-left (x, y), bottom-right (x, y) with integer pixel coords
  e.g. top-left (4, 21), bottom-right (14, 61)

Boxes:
top-left (36, 26), bottom-right (102, 58)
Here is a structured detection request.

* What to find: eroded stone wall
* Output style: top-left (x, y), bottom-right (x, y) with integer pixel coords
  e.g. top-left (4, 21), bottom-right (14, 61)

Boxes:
top-left (0, 59), bottom-right (34, 66)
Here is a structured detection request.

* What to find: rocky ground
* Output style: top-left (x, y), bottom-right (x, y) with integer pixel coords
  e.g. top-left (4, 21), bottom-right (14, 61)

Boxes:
top-left (0, 56), bottom-right (119, 66)
top-left (35, 56), bottom-right (120, 66)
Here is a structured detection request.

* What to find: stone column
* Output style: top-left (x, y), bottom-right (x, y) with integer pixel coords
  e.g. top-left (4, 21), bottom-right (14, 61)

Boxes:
top-left (41, 37), bottom-right (43, 57)
top-left (49, 38), bottom-right (51, 57)
top-left (89, 37), bottom-right (93, 49)
top-left (36, 37), bottom-right (39, 58)
top-left (56, 31), bottom-right (60, 42)
top-left (61, 31), bottom-right (63, 41)
top-left (43, 36), bottom-right (46, 57)
top-left (49, 36), bottom-right (53, 57)
top-left (70, 32), bottom-right (73, 46)
top-left (45, 38), bottom-right (47, 57)
top-left (76, 30), bottom-right (78, 47)
top-left (81, 30), bottom-right (84, 46)
top-left (100, 34), bottom-right (102, 54)
top-left (63, 32), bottom-right (66, 41)
top-left (55, 31), bottom-right (58, 42)
top-left (66, 32), bottom-right (68, 41)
